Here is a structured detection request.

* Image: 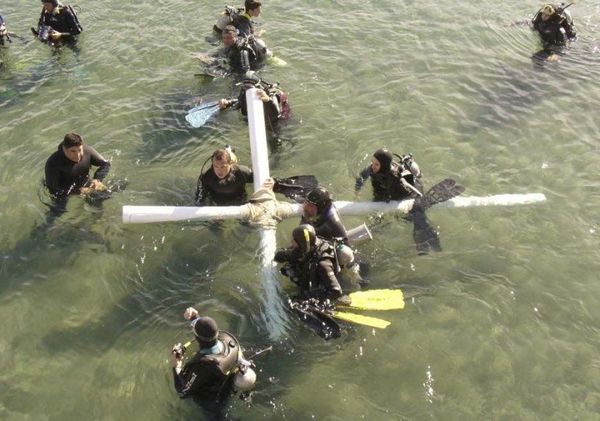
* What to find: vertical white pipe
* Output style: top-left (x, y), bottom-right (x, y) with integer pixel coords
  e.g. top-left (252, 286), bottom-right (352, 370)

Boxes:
top-left (246, 88), bottom-right (270, 191)
top-left (246, 87), bottom-right (288, 339)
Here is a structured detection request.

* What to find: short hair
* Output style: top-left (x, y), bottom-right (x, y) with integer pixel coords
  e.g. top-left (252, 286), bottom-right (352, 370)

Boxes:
top-left (245, 0), bottom-right (262, 12)
top-left (541, 4), bottom-right (555, 15)
top-left (212, 149), bottom-right (233, 164)
top-left (62, 133), bottom-right (84, 148)
top-left (222, 25), bottom-right (238, 36)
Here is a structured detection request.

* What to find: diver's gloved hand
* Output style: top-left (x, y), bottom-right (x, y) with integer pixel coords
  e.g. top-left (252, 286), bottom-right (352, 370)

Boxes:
top-left (184, 307), bottom-right (199, 321)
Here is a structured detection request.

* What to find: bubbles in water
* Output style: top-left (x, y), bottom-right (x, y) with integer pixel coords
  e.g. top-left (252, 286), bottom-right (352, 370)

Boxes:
top-left (423, 365), bottom-right (435, 403)
top-left (541, 162), bottom-right (549, 169)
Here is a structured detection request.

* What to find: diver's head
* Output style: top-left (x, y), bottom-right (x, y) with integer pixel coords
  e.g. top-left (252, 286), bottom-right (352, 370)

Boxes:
top-left (61, 133), bottom-right (84, 163)
top-left (291, 224), bottom-right (316, 255)
top-left (191, 316), bottom-right (219, 348)
top-left (245, 0), bottom-right (262, 17)
top-left (41, 0), bottom-right (59, 13)
top-left (372, 148), bottom-right (393, 174)
top-left (304, 187), bottom-right (332, 217)
top-left (222, 25), bottom-right (238, 48)
top-left (541, 4), bottom-right (556, 21)
top-left (211, 148), bottom-right (236, 179)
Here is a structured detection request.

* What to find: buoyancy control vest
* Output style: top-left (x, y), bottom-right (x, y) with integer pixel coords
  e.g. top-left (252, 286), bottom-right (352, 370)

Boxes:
top-left (184, 331), bottom-right (242, 398)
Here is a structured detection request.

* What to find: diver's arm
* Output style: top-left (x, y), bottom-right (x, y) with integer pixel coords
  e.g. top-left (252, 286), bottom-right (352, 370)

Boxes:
top-left (316, 260), bottom-right (342, 298)
top-left (89, 147), bottom-right (111, 181)
top-left (355, 167), bottom-right (371, 192)
top-left (195, 174), bottom-right (207, 206)
top-left (44, 161), bottom-right (68, 197)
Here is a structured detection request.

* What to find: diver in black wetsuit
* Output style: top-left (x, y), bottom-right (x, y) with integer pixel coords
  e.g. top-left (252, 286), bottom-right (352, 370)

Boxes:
top-left (355, 148), bottom-right (442, 254)
top-left (232, 0), bottom-right (262, 38)
top-left (34, 0), bottom-right (82, 46)
top-left (221, 25), bottom-right (267, 74)
top-left (195, 147), bottom-right (254, 206)
top-left (531, 3), bottom-right (576, 61)
top-left (44, 133), bottom-right (110, 199)
top-left (171, 308), bottom-right (247, 401)
top-left (301, 187), bottom-right (347, 243)
top-left (275, 224), bottom-right (351, 304)
top-left (0, 15), bottom-right (11, 46)
top-left (219, 74), bottom-right (291, 142)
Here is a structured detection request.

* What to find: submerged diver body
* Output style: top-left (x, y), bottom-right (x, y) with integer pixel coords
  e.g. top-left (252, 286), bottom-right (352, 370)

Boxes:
top-left (195, 147), bottom-right (253, 206)
top-left (34, 0), bottom-right (82, 47)
top-left (531, 3), bottom-right (576, 61)
top-left (44, 133), bottom-right (111, 213)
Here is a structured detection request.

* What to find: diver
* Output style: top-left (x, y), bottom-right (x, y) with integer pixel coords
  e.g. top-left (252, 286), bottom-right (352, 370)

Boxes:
top-left (1, 15), bottom-right (12, 46)
top-left (301, 187), bottom-right (347, 242)
top-left (274, 224), bottom-right (351, 305)
top-left (531, 3), bottom-right (576, 61)
top-left (195, 147), bottom-right (254, 206)
top-left (171, 307), bottom-right (255, 400)
top-left (222, 25), bottom-right (268, 74)
top-left (33, 0), bottom-right (82, 46)
top-left (44, 133), bottom-right (111, 204)
top-left (355, 148), bottom-right (423, 203)
top-left (301, 186), bottom-right (370, 286)
top-left (218, 73), bottom-right (291, 143)
top-left (355, 148), bottom-right (444, 254)
top-left (232, 0), bottom-right (262, 38)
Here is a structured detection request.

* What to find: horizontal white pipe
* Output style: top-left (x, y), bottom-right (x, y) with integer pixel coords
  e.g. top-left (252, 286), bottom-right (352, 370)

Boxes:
top-left (122, 193), bottom-right (546, 224)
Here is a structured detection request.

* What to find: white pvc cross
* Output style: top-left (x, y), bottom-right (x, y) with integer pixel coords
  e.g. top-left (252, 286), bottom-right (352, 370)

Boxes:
top-left (122, 88), bottom-right (547, 339)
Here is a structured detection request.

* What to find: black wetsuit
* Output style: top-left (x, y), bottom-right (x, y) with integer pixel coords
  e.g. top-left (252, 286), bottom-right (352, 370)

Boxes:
top-left (355, 161), bottom-right (419, 202)
top-left (195, 165), bottom-right (253, 206)
top-left (232, 81), bottom-right (291, 136)
top-left (173, 332), bottom-right (240, 400)
top-left (532, 10), bottom-right (576, 50)
top-left (38, 5), bottom-right (82, 39)
top-left (44, 145), bottom-right (110, 197)
top-left (275, 238), bottom-right (342, 300)
top-left (232, 13), bottom-right (254, 38)
top-left (226, 39), bottom-right (264, 74)
top-left (301, 204), bottom-right (348, 244)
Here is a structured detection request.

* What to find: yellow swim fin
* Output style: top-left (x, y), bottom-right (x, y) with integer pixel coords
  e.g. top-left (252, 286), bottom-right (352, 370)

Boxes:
top-left (346, 289), bottom-right (405, 311)
top-left (331, 310), bottom-right (391, 329)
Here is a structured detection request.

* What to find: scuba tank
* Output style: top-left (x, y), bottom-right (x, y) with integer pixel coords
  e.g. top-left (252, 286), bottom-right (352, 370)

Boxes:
top-left (233, 359), bottom-right (257, 392)
top-left (215, 5), bottom-right (244, 31)
top-left (392, 153), bottom-right (422, 196)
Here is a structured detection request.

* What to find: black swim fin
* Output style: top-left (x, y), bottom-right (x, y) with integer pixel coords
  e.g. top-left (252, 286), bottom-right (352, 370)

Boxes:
top-left (414, 178), bottom-right (465, 210)
top-left (273, 175), bottom-right (319, 201)
top-left (411, 208), bottom-right (442, 255)
top-left (288, 298), bottom-right (341, 340)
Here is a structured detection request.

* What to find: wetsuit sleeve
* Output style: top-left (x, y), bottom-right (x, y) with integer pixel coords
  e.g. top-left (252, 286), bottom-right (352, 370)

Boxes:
top-left (45, 158), bottom-right (68, 197)
top-left (38, 9), bottom-right (45, 29)
top-left (316, 260), bottom-right (342, 297)
top-left (61, 7), bottom-right (82, 35)
top-left (355, 167), bottom-right (371, 192)
top-left (239, 166), bottom-right (254, 184)
top-left (274, 248), bottom-right (294, 263)
top-left (195, 173), bottom-right (208, 206)
top-left (172, 364), bottom-right (211, 399)
top-left (88, 147), bottom-right (111, 181)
